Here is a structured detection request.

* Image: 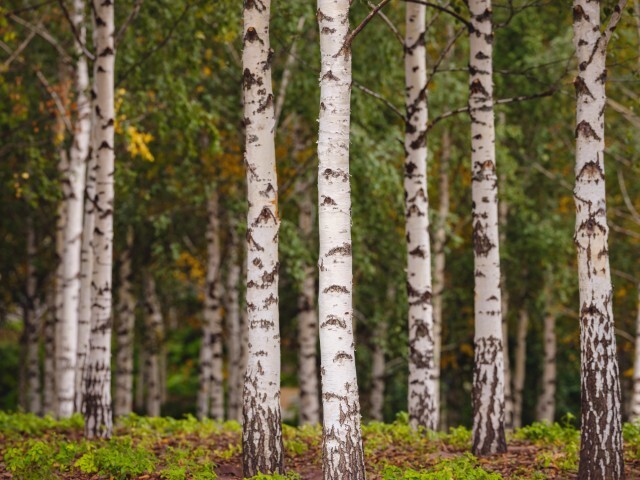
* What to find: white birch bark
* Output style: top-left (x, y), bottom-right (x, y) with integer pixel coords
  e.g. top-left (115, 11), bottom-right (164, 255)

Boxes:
top-left (143, 276), bottom-right (164, 417)
top-left (536, 311), bottom-right (556, 423)
top-left (512, 308), bottom-right (528, 429)
top-left (573, 0), bottom-right (627, 474)
top-left (297, 186), bottom-right (320, 426)
top-left (469, 0), bottom-right (507, 456)
top-left (43, 287), bottom-right (57, 415)
top-left (370, 320), bottom-right (387, 422)
top-left (242, 0), bottom-right (283, 473)
top-left (135, 348), bottom-right (146, 412)
top-left (57, 0), bottom-right (91, 419)
top-left (630, 286), bottom-right (640, 421)
top-left (225, 224), bottom-right (243, 423)
top-left (573, 1), bottom-right (626, 476)
top-left (24, 220), bottom-right (41, 415)
top-left (317, 1), bottom-right (366, 477)
top-left (83, 0), bottom-right (115, 438)
top-left (405, 1), bottom-right (437, 431)
top-left (114, 228), bottom-right (135, 417)
top-left (432, 129), bottom-right (450, 431)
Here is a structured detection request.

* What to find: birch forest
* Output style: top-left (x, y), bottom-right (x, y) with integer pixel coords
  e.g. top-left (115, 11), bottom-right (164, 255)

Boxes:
top-left (3, 0), bottom-right (640, 479)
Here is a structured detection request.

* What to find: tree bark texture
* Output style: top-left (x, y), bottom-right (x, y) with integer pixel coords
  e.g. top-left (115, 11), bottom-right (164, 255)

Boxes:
top-left (242, 0), bottom-right (284, 475)
top-left (114, 228), bottom-right (135, 417)
top-left (404, 1), bottom-right (437, 432)
top-left (469, 0), bottom-right (507, 456)
top-left (536, 312), bottom-right (556, 423)
top-left (24, 221), bottom-right (41, 415)
top-left (44, 288), bottom-right (57, 416)
top-left (83, 0), bottom-right (115, 439)
top-left (512, 309), bottom-right (528, 429)
top-left (144, 276), bottom-right (164, 417)
top-left (297, 185), bottom-right (320, 426)
top-left (317, 1), bottom-right (366, 478)
top-left (573, 1), bottom-right (626, 477)
top-left (225, 224), bottom-right (243, 423)
top-left (630, 286), bottom-right (640, 421)
top-left (432, 129), bottom-right (450, 431)
top-left (370, 320), bottom-right (387, 422)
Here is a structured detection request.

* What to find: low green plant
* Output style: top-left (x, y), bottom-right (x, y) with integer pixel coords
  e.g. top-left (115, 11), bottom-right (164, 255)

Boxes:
top-left (248, 472), bottom-right (301, 480)
top-left (381, 454), bottom-right (502, 479)
top-left (74, 437), bottom-right (156, 479)
top-left (442, 426), bottom-right (472, 450)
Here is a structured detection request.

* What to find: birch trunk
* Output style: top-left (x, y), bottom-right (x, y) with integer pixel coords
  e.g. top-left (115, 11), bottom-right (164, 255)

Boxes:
top-left (75, 133), bottom-right (96, 413)
top-left (317, 1), bottom-right (366, 477)
top-left (536, 312), bottom-right (556, 423)
top-left (370, 321), bottom-right (387, 422)
top-left (432, 129), bottom-right (450, 430)
top-left (630, 286), bottom-right (640, 421)
top-left (297, 186), bottom-right (320, 426)
top-left (225, 224), bottom-right (242, 423)
top-left (197, 192), bottom-right (224, 420)
top-left (499, 177), bottom-right (514, 431)
top-left (43, 288), bottom-right (57, 415)
top-left (469, 0), bottom-right (507, 456)
top-left (57, 0), bottom-right (91, 419)
top-left (114, 229), bottom-right (135, 417)
top-left (24, 221), bottom-right (41, 415)
top-left (404, 1), bottom-right (437, 431)
top-left (242, 0), bottom-right (283, 473)
top-left (144, 276), bottom-right (164, 417)
top-left (83, 0), bottom-right (115, 438)
top-left (512, 309), bottom-right (528, 429)
top-left (573, 1), bottom-right (626, 477)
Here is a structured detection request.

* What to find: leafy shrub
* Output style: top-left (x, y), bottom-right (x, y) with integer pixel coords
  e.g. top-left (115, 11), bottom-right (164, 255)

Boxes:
top-left (442, 426), bottom-right (472, 450)
top-left (75, 437), bottom-right (156, 479)
top-left (381, 454), bottom-right (502, 479)
top-left (3, 438), bottom-right (87, 479)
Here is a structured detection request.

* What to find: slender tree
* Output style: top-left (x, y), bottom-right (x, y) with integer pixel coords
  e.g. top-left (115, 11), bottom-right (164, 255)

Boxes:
top-left (317, 0), bottom-right (366, 477)
top-left (114, 229), bottom-right (135, 417)
top-left (536, 309), bottom-right (556, 423)
top-left (469, 0), bottom-right (507, 456)
top-left (512, 308), bottom-right (528, 429)
top-left (630, 286), bottom-right (640, 422)
top-left (242, 0), bottom-right (283, 474)
top-left (24, 220), bottom-right (41, 415)
top-left (297, 183), bottom-right (320, 425)
top-left (197, 191), bottom-right (224, 420)
top-left (143, 275), bottom-right (164, 417)
top-left (370, 320), bottom-right (387, 422)
top-left (225, 223), bottom-right (242, 422)
top-left (83, 0), bottom-right (115, 438)
top-left (404, 0), bottom-right (437, 431)
top-left (572, 1), bottom-right (627, 476)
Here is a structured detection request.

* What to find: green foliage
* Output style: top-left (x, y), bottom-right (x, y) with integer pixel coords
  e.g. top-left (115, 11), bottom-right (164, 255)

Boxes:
top-left (248, 473), bottom-right (302, 480)
top-left (513, 416), bottom-right (579, 445)
top-left (441, 426), bottom-right (472, 450)
top-left (74, 437), bottom-right (156, 479)
top-left (381, 454), bottom-right (503, 479)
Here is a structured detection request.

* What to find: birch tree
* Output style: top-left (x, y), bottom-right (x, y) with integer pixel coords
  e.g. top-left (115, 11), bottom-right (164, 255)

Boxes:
top-left (630, 286), bottom-right (640, 422)
top-left (57, 0), bottom-right (91, 419)
top-left (197, 191), bottom-right (224, 421)
top-left (317, 0), bottom-right (365, 477)
top-left (512, 308), bottom-right (528, 429)
top-left (242, 0), bottom-right (283, 474)
top-left (144, 276), bottom-right (164, 417)
top-left (536, 311), bottom-right (556, 423)
top-left (572, 1), bottom-right (627, 476)
top-left (297, 184), bottom-right (320, 425)
top-left (370, 320), bottom-right (387, 422)
top-left (83, 0), bottom-right (115, 438)
top-left (114, 229), bottom-right (135, 417)
top-left (225, 223), bottom-right (242, 423)
top-left (404, 0), bottom-right (437, 431)
top-left (469, 0), bottom-right (507, 456)
top-left (24, 220), bottom-right (41, 415)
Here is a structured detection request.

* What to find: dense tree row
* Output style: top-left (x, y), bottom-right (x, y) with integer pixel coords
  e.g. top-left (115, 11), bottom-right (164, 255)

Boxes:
top-left (0, 0), bottom-right (639, 478)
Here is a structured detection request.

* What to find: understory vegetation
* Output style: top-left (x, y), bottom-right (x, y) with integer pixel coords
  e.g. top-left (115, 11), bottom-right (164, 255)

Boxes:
top-left (2, 412), bottom-right (640, 479)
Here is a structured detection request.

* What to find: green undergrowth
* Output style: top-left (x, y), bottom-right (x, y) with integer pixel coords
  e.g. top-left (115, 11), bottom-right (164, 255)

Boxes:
top-left (1, 411), bottom-right (640, 479)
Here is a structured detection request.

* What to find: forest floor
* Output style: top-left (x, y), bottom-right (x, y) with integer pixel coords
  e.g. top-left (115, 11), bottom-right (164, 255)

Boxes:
top-left (1, 412), bottom-right (640, 479)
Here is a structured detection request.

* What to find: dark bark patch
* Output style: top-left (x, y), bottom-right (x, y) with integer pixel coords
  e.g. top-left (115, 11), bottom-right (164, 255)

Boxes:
top-left (323, 285), bottom-right (350, 294)
top-left (327, 243), bottom-right (352, 256)
top-left (575, 121), bottom-right (601, 141)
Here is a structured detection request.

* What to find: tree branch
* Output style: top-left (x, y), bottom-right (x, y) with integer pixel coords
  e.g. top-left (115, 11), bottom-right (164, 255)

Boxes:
top-left (35, 69), bottom-right (73, 134)
top-left (427, 26), bottom-right (465, 85)
top-left (56, 0), bottom-right (95, 60)
top-left (115, 0), bottom-right (145, 47)
top-left (603, 0), bottom-right (629, 47)
top-left (274, 15), bottom-right (306, 129)
top-left (2, 29), bottom-right (36, 68)
top-left (617, 168), bottom-right (640, 224)
top-left (346, 0), bottom-right (394, 47)
top-left (353, 81), bottom-right (406, 121)
top-left (366, 0), bottom-right (404, 45)
top-left (8, 14), bottom-right (72, 62)
top-left (402, 0), bottom-right (471, 29)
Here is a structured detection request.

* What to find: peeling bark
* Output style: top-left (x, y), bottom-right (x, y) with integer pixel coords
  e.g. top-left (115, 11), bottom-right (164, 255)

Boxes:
top-left (144, 276), bottom-right (164, 417)
top-left (242, 0), bottom-right (283, 475)
top-left (469, 0), bottom-right (507, 456)
top-left (83, 0), bottom-right (115, 439)
top-left (512, 309), bottom-right (528, 429)
top-left (114, 229), bottom-right (135, 417)
top-left (536, 311), bottom-right (556, 423)
top-left (317, 0), bottom-right (366, 478)
top-left (405, 1), bottom-right (437, 432)
top-left (573, 2), bottom-right (626, 477)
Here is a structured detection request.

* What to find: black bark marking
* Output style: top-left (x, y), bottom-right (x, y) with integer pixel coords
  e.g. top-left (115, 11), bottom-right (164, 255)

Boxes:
top-left (323, 285), bottom-right (350, 294)
top-left (575, 121), bottom-right (601, 141)
top-left (327, 243), bottom-right (351, 256)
